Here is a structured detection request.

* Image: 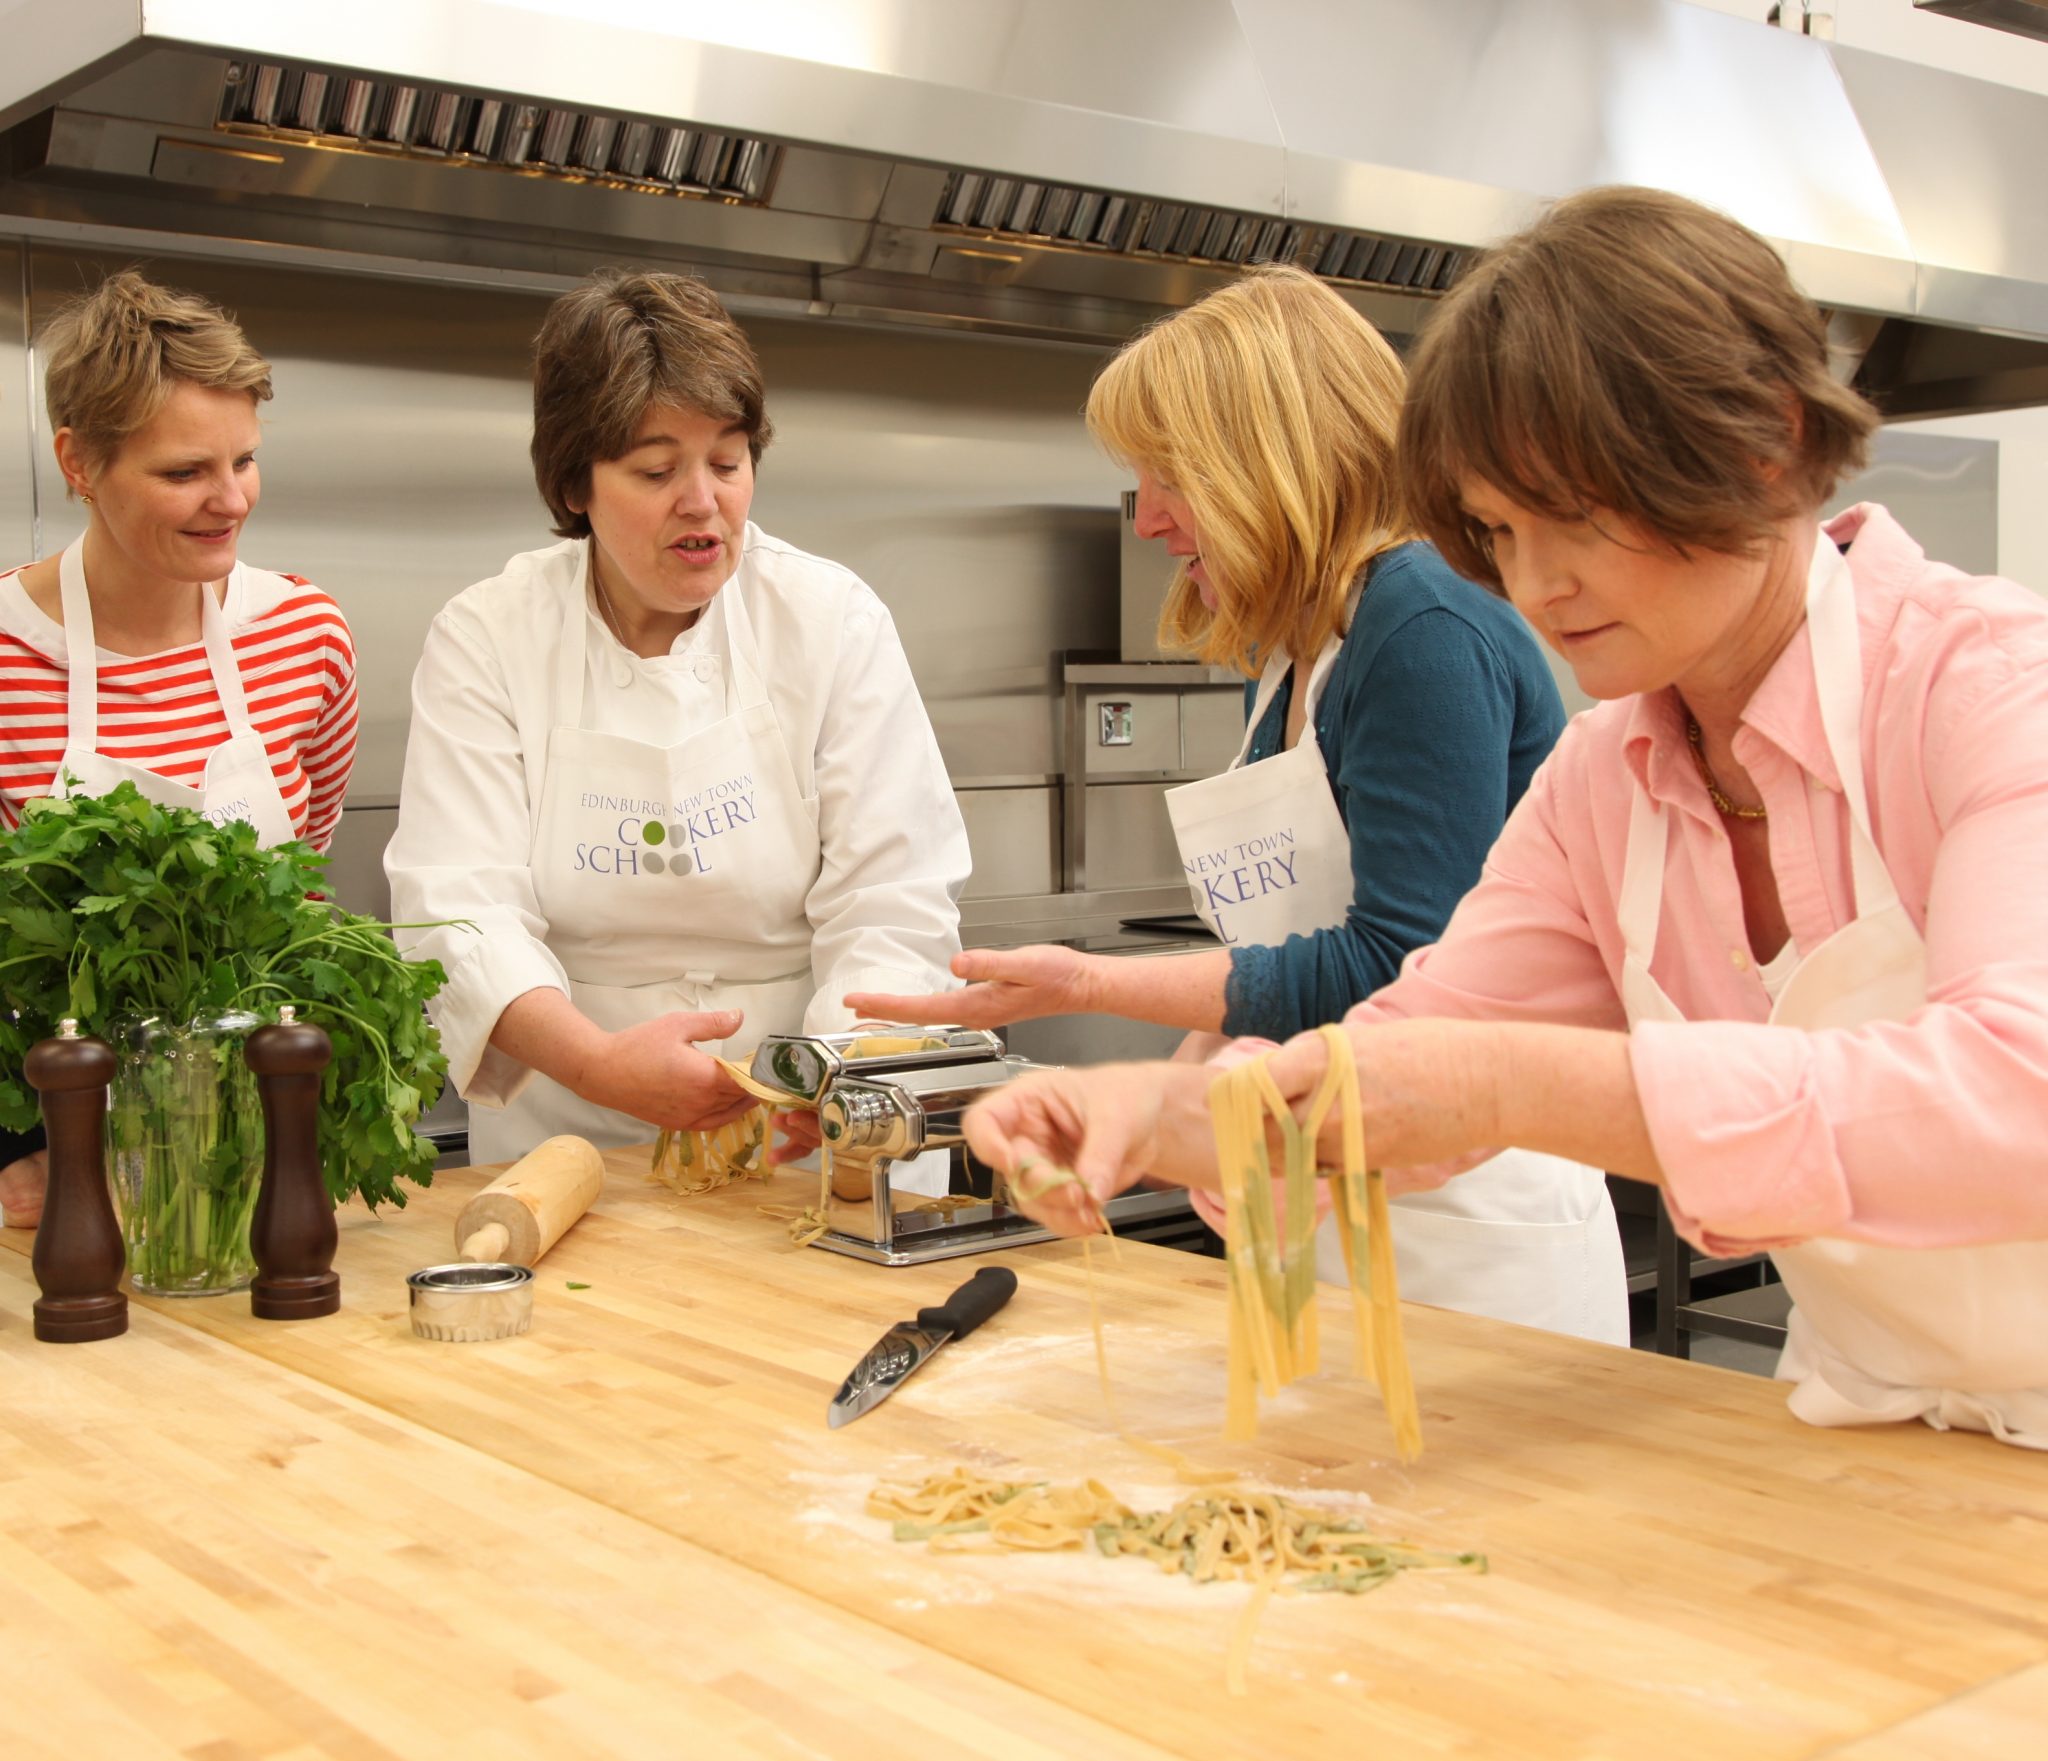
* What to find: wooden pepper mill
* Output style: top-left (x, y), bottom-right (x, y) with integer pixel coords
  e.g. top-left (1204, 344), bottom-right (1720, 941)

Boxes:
top-left (245, 1005), bottom-right (341, 1320)
top-left (28, 1018), bottom-right (127, 1343)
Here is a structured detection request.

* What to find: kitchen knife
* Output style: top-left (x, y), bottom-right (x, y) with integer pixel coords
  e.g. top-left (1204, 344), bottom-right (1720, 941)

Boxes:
top-left (827, 1265), bottom-right (1018, 1428)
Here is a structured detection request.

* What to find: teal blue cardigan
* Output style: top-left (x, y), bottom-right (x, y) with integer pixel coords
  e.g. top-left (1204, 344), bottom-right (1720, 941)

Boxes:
top-left (1221, 541), bottom-right (1565, 1038)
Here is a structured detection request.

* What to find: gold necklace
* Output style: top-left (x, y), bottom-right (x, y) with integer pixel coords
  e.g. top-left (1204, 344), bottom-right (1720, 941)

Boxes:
top-left (1685, 717), bottom-right (1767, 821)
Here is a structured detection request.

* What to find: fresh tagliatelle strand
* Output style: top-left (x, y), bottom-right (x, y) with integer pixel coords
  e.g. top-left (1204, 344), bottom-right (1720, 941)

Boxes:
top-left (868, 1466), bottom-right (1485, 1693)
top-left (1006, 1160), bottom-right (1236, 1489)
top-left (1209, 1023), bottom-right (1422, 1459)
top-left (1317, 1025), bottom-right (1420, 1458)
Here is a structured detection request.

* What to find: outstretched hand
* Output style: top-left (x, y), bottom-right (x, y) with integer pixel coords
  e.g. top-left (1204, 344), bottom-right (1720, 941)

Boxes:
top-left (845, 944), bottom-right (1101, 1030)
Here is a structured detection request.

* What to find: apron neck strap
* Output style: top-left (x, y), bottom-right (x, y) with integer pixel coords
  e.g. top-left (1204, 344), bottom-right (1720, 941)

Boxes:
top-left (59, 538), bottom-right (97, 746)
top-left (557, 544), bottom-right (595, 727)
top-left (59, 538), bottom-right (251, 747)
top-left (1803, 533), bottom-right (1897, 917)
top-left (1616, 784), bottom-right (1672, 966)
top-left (1619, 531), bottom-right (1897, 970)
top-left (1231, 568), bottom-right (1369, 769)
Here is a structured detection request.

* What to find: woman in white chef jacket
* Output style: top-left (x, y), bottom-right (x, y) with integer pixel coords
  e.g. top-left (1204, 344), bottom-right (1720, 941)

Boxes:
top-left (853, 267), bottom-right (1626, 1343)
top-left (964, 188), bottom-right (2048, 1450)
top-left (0, 270), bottom-right (358, 1229)
top-left (385, 270), bottom-right (968, 1167)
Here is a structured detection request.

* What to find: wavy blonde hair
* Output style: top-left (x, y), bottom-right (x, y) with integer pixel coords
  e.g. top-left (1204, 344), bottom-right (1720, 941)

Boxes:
top-left (1087, 265), bottom-right (1411, 675)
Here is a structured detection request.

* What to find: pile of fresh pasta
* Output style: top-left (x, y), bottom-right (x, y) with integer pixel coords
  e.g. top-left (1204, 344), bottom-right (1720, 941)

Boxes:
top-left (867, 1027), bottom-right (1465, 1691)
top-left (868, 1467), bottom-right (1481, 1596)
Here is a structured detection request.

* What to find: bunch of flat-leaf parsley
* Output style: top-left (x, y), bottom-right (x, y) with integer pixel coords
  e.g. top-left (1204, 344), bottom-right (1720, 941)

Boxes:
top-left (0, 784), bottom-right (450, 1210)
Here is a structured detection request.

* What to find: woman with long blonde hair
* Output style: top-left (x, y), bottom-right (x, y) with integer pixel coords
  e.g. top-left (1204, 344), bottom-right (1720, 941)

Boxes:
top-left (853, 265), bottom-right (1626, 1344)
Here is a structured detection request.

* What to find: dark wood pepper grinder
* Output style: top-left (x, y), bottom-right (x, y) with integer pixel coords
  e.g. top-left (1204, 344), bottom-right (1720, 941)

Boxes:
top-left (28, 1018), bottom-right (128, 1343)
top-left (245, 1005), bottom-right (341, 1320)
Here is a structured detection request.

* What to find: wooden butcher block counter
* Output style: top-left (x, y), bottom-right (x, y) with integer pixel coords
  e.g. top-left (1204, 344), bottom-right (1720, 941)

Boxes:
top-left (5, 1143), bottom-right (2046, 1761)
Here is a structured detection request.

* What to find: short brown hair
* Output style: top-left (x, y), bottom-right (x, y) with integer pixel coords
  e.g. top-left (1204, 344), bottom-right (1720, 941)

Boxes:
top-left (1401, 185), bottom-right (1880, 589)
top-left (531, 269), bottom-right (772, 538)
top-left (42, 269), bottom-right (272, 473)
top-left (1088, 264), bottom-right (1411, 675)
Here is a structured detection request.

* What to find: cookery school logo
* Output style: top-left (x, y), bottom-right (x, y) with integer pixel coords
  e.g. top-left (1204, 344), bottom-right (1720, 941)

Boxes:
top-left (1184, 829), bottom-right (1301, 943)
top-left (572, 773), bottom-right (758, 877)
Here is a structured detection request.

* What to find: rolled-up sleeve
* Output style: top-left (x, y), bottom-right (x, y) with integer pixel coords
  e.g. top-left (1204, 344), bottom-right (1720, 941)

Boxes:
top-left (801, 591), bottom-right (968, 1031)
top-left (1354, 756), bottom-right (1629, 1036)
top-left (384, 607), bottom-right (568, 1108)
top-left (1639, 649), bottom-right (2048, 1254)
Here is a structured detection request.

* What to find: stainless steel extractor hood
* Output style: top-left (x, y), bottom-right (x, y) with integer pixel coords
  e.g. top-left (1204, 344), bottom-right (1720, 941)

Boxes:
top-left (5, 0), bottom-right (2048, 417)
top-left (1915, 0), bottom-right (2048, 46)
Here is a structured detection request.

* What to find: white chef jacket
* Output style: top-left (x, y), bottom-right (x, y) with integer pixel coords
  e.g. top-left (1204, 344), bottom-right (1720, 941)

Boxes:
top-left (385, 526), bottom-right (970, 1108)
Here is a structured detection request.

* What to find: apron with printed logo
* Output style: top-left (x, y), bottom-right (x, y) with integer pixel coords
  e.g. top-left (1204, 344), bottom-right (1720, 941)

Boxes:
top-left (1165, 619), bottom-right (1630, 1344)
top-left (50, 537), bottom-right (297, 847)
top-left (472, 548), bottom-right (823, 1166)
top-left (1619, 534), bottom-right (2048, 1447)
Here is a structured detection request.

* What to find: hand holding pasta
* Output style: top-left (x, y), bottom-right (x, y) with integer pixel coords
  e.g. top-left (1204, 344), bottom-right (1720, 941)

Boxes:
top-left (960, 1060), bottom-right (1219, 1231)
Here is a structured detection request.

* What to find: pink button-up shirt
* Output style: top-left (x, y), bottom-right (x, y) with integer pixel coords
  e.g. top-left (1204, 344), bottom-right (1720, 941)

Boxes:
top-left (1343, 504), bottom-right (2048, 1254)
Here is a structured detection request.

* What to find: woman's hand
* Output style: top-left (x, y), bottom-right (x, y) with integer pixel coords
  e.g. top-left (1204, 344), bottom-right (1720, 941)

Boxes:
top-left (0, 1150), bottom-right (47, 1229)
top-left (845, 945), bottom-right (1105, 1030)
top-left (962, 1060), bottom-right (1220, 1235)
top-left (574, 1010), bottom-right (757, 1131)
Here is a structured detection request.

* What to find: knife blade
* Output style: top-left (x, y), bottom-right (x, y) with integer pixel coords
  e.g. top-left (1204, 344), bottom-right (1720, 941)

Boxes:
top-left (827, 1265), bottom-right (1018, 1428)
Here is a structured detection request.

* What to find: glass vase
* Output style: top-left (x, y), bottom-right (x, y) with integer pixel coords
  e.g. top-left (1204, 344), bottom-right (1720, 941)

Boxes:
top-left (105, 1012), bottom-right (266, 1296)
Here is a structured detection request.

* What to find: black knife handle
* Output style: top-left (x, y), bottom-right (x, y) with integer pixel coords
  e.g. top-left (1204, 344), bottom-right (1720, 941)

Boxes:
top-left (917, 1266), bottom-right (1017, 1340)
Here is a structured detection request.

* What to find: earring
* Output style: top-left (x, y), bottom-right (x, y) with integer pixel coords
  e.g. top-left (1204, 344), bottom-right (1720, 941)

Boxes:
top-left (79, 493), bottom-right (93, 506)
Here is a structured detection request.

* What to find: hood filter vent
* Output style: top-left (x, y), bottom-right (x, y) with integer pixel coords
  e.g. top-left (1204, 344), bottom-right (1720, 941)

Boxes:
top-left (932, 171), bottom-right (1464, 296)
top-left (216, 62), bottom-right (776, 202)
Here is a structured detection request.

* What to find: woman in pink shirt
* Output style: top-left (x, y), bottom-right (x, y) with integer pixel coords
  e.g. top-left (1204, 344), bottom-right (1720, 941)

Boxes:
top-left (963, 186), bottom-right (2048, 1449)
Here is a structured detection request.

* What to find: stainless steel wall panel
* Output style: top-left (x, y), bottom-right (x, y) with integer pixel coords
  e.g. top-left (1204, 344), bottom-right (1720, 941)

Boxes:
top-left (0, 242), bottom-right (31, 565)
top-left (324, 806), bottom-right (398, 919)
top-left (738, 319), bottom-right (1124, 784)
top-left (956, 787), bottom-right (1058, 901)
top-left (1080, 782), bottom-right (1179, 891)
top-left (1181, 686), bottom-right (1248, 777)
top-left (1076, 688), bottom-right (1178, 775)
top-left (1826, 431), bottom-right (1999, 578)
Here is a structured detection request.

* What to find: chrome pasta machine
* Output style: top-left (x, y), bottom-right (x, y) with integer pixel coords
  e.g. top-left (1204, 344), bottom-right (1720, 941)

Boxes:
top-left (748, 1025), bottom-right (1188, 1266)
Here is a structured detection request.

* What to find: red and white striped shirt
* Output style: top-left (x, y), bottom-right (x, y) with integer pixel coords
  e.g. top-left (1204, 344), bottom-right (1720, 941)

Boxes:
top-left (0, 562), bottom-right (358, 851)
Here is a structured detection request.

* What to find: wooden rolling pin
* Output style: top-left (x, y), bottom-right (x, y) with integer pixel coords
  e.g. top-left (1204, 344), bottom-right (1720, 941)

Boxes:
top-left (456, 1136), bottom-right (606, 1266)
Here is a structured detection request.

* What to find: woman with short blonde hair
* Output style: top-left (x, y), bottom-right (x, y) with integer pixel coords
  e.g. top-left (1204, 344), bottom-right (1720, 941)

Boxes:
top-left (0, 268), bottom-right (358, 1228)
top-left (851, 264), bottom-right (1627, 1345)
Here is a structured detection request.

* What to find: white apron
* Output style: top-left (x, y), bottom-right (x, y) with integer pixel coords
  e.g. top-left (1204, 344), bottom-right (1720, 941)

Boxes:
top-left (1618, 535), bottom-right (2048, 1448)
top-left (1165, 625), bottom-right (1629, 1344)
top-left (470, 554), bottom-right (821, 1166)
top-left (51, 537), bottom-right (296, 847)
